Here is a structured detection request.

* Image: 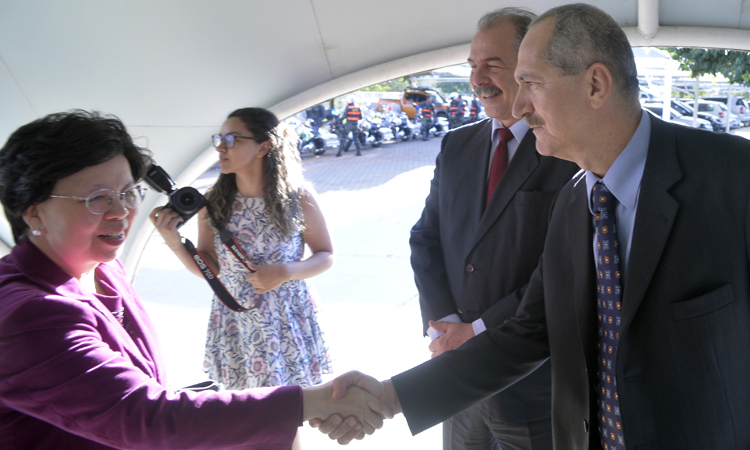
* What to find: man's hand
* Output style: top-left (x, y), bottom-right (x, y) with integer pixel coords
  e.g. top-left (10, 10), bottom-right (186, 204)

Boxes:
top-left (302, 379), bottom-right (389, 427)
top-left (309, 414), bottom-right (365, 445)
top-left (428, 320), bottom-right (476, 358)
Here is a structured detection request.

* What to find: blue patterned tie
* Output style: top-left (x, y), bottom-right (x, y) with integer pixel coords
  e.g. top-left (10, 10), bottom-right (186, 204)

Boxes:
top-left (593, 181), bottom-right (625, 450)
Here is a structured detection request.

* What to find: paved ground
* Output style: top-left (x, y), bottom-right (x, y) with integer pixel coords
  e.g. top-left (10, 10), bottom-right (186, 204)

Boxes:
top-left (134, 134), bottom-right (445, 449)
top-left (133, 125), bottom-right (750, 449)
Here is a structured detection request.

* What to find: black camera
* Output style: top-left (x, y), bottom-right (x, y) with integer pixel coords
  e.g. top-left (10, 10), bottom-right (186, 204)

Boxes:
top-left (144, 164), bottom-right (208, 228)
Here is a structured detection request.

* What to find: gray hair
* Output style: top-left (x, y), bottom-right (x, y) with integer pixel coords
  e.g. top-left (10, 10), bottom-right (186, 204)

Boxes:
top-left (533, 3), bottom-right (639, 101)
top-left (477, 7), bottom-right (537, 52)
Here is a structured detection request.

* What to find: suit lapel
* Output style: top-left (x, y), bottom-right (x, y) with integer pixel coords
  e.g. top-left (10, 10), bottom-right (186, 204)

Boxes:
top-left (457, 119), bottom-right (493, 232)
top-left (620, 116), bottom-right (681, 330)
top-left (470, 130), bottom-right (540, 252)
top-left (567, 175), bottom-right (598, 366)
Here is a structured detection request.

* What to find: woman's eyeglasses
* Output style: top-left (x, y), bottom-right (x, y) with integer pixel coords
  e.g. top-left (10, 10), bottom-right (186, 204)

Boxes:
top-left (49, 186), bottom-right (147, 215)
top-left (211, 134), bottom-right (262, 149)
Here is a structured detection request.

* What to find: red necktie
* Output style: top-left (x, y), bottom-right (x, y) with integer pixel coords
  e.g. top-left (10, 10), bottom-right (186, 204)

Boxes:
top-left (486, 127), bottom-right (513, 207)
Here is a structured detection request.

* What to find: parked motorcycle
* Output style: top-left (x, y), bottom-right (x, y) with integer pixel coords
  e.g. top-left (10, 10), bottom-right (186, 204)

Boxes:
top-left (374, 114), bottom-right (395, 142)
top-left (430, 117), bottom-right (448, 137)
top-left (358, 116), bottom-right (386, 147)
top-left (390, 111), bottom-right (414, 141)
top-left (296, 119), bottom-right (326, 156)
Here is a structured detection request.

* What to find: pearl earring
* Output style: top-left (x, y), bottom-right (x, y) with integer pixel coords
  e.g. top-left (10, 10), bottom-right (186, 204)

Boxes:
top-left (31, 228), bottom-right (43, 236)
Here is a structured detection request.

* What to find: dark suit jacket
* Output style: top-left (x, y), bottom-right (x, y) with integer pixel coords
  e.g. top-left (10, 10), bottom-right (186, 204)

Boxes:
top-left (409, 118), bottom-right (578, 423)
top-left (395, 115), bottom-right (750, 449)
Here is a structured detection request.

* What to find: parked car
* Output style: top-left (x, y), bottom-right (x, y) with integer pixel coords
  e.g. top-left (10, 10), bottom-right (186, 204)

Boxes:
top-left (701, 96), bottom-right (750, 126)
top-left (681, 100), bottom-right (742, 129)
top-left (377, 89), bottom-right (450, 120)
top-left (638, 88), bottom-right (661, 102)
top-left (671, 100), bottom-right (724, 132)
top-left (642, 103), bottom-right (713, 130)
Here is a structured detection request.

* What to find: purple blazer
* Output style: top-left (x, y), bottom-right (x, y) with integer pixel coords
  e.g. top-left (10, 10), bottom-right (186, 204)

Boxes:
top-left (0, 240), bottom-right (301, 449)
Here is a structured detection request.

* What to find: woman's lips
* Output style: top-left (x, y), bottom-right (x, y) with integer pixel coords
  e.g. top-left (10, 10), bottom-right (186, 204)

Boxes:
top-left (98, 231), bottom-right (125, 245)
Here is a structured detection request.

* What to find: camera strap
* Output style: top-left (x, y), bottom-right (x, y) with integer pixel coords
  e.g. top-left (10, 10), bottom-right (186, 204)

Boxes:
top-left (182, 233), bottom-right (258, 312)
top-left (218, 228), bottom-right (256, 274)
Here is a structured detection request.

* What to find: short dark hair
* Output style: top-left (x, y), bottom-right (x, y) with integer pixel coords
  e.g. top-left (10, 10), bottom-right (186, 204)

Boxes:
top-left (533, 3), bottom-right (639, 101)
top-left (477, 7), bottom-right (537, 52)
top-left (0, 110), bottom-right (152, 243)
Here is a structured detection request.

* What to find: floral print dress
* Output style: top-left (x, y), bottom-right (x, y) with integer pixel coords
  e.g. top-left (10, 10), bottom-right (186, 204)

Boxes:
top-left (203, 194), bottom-right (332, 389)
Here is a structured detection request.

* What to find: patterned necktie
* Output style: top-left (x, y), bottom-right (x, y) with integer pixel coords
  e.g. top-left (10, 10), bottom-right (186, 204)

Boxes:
top-left (486, 127), bottom-right (513, 207)
top-left (592, 181), bottom-right (625, 450)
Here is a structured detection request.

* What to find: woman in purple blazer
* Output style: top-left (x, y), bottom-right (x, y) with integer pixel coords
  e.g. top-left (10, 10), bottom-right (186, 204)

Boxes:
top-left (0, 110), bottom-right (386, 449)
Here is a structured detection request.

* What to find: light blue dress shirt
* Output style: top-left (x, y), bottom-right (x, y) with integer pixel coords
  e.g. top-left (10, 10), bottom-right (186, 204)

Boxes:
top-left (585, 110), bottom-right (651, 280)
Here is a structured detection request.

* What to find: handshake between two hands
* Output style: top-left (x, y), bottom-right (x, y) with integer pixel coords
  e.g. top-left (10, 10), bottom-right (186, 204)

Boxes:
top-left (300, 320), bottom-right (470, 444)
top-left (302, 371), bottom-right (402, 445)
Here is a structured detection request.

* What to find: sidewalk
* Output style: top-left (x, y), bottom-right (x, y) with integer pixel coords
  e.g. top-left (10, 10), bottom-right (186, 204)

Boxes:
top-left (134, 136), bottom-right (444, 449)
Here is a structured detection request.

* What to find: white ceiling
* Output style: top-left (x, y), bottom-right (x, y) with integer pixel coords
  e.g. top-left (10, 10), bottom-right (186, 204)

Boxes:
top-left (1, 0), bottom-right (749, 271)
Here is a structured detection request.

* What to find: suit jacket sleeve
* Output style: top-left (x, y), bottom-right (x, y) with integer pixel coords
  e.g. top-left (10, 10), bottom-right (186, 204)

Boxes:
top-left (393, 251), bottom-right (551, 435)
top-left (478, 281), bottom-right (530, 329)
top-left (410, 138), bottom-right (459, 334)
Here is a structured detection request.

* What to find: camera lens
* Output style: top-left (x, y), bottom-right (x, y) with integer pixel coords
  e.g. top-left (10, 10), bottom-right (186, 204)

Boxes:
top-left (172, 187), bottom-right (206, 215)
top-left (180, 192), bottom-right (196, 207)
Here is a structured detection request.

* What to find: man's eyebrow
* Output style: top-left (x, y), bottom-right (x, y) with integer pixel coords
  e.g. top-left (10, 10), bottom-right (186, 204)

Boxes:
top-left (468, 56), bottom-right (505, 65)
top-left (515, 72), bottom-right (531, 81)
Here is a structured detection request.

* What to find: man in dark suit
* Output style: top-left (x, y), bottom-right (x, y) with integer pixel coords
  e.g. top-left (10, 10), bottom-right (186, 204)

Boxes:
top-left (410, 8), bottom-right (577, 450)
top-left (320, 3), bottom-right (750, 449)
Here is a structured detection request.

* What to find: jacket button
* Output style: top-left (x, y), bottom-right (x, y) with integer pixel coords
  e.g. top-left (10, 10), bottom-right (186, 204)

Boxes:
top-left (466, 264), bottom-right (475, 273)
top-left (457, 305), bottom-right (463, 313)
top-left (583, 420), bottom-right (589, 433)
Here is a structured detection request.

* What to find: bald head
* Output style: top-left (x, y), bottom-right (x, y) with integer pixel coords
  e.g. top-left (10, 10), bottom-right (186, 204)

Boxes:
top-left (531, 3), bottom-right (639, 103)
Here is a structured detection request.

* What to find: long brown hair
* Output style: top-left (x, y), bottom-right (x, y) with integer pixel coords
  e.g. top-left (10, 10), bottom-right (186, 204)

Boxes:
top-left (206, 108), bottom-right (305, 236)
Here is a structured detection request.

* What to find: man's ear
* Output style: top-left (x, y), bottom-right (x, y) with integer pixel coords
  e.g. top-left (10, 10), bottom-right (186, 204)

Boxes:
top-left (587, 62), bottom-right (613, 110)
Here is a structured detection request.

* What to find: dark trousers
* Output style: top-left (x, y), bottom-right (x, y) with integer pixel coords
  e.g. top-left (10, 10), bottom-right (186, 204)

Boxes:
top-left (420, 117), bottom-right (432, 140)
top-left (337, 121), bottom-right (361, 155)
top-left (443, 400), bottom-right (552, 450)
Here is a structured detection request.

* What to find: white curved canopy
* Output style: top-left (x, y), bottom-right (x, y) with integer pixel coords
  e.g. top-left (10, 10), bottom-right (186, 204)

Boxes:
top-left (1, 0), bottom-right (749, 272)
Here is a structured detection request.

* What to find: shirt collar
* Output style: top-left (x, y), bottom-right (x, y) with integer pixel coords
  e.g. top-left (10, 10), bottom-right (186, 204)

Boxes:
top-left (491, 118), bottom-right (529, 143)
top-left (586, 110), bottom-right (651, 213)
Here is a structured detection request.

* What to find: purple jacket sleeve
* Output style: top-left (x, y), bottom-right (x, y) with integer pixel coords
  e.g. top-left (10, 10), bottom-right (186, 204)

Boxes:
top-left (0, 242), bottom-right (301, 449)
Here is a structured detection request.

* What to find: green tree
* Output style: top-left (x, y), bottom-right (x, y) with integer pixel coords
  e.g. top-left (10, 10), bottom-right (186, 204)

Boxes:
top-left (434, 81), bottom-right (472, 96)
top-left (361, 77), bottom-right (411, 92)
top-left (666, 47), bottom-right (750, 87)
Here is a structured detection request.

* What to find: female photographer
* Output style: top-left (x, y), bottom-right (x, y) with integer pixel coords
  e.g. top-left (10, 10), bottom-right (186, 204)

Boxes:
top-left (151, 108), bottom-right (335, 447)
top-left (0, 110), bottom-right (384, 449)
